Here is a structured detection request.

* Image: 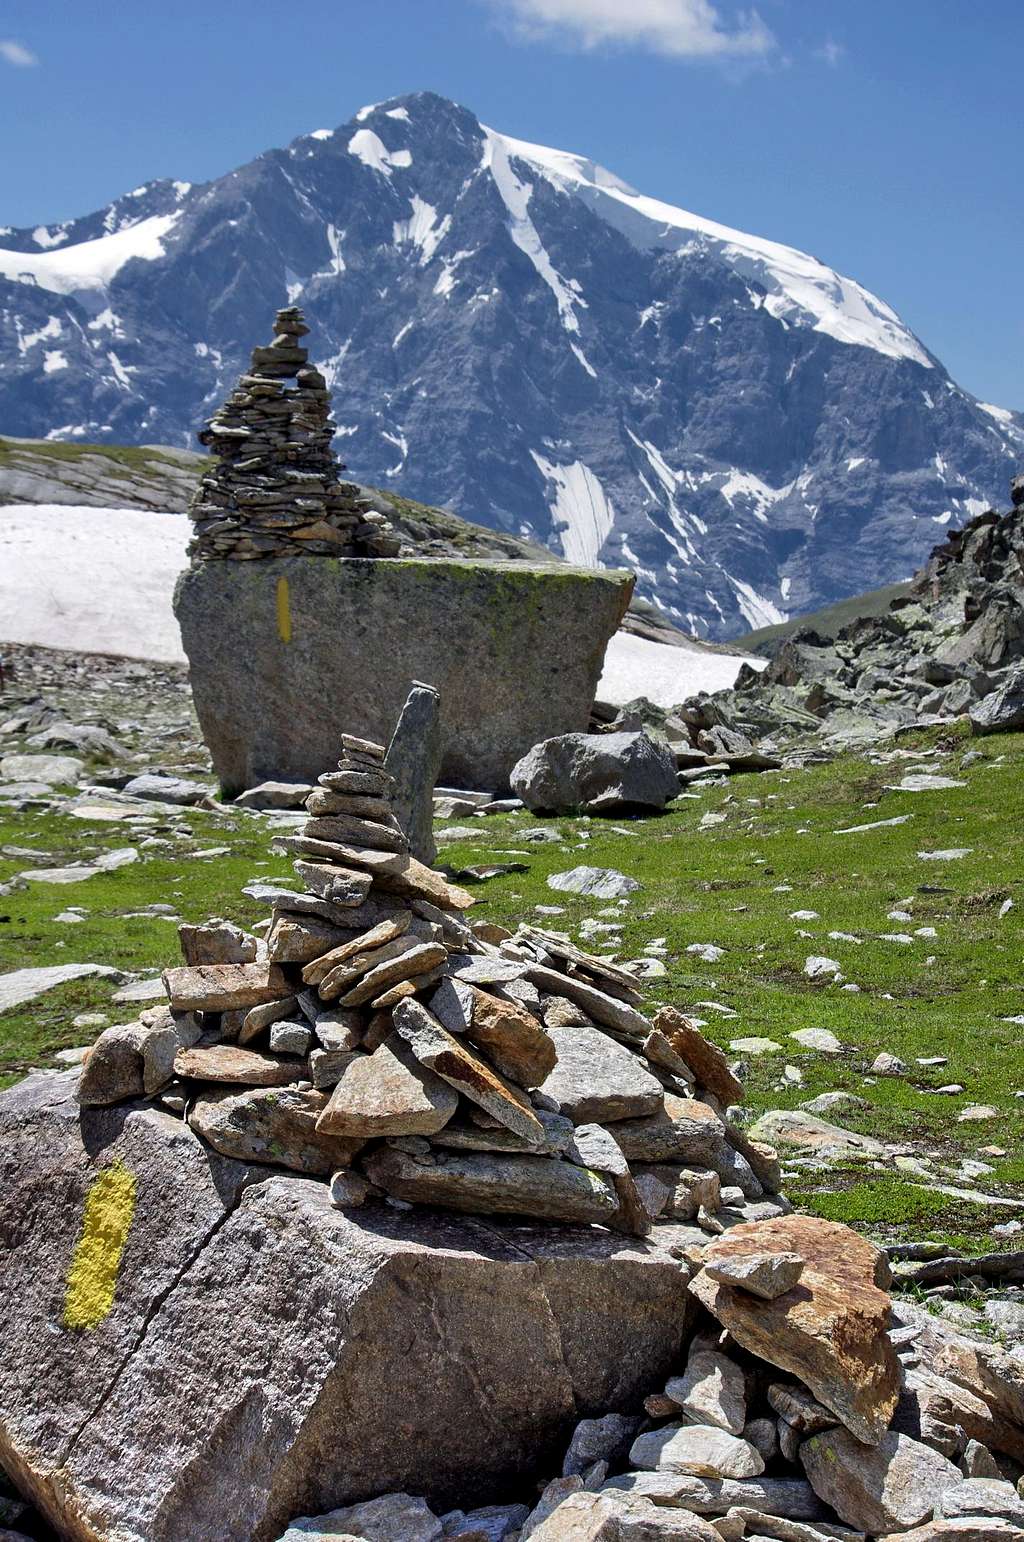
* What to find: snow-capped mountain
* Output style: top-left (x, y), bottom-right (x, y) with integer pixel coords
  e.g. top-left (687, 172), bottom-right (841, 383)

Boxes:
top-left (2, 91), bottom-right (1021, 638)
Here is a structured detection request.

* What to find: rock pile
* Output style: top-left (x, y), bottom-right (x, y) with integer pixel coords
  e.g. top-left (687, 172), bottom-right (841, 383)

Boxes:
top-left (624, 475), bottom-right (1024, 762)
top-left (76, 730), bottom-right (784, 1235)
top-left (281, 1214), bottom-right (1024, 1541)
top-left (187, 306), bottom-right (400, 562)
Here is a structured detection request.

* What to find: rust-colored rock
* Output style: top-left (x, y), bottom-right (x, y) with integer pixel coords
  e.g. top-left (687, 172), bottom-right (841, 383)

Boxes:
top-left (689, 1215), bottom-right (899, 1445)
top-left (465, 986), bottom-right (558, 1088)
top-left (653, 1007), bottom-right (743, 1104)
top-left (173, 1045), bottom-right (301, 1087)
top-left (162, 962), bottom-right (291, 1013)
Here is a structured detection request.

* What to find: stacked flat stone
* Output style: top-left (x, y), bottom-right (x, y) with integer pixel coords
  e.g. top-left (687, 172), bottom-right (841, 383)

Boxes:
top-left (187, 307), bottom-right (400, 561)
top-left (77, 731), bottom-right (784, 1237)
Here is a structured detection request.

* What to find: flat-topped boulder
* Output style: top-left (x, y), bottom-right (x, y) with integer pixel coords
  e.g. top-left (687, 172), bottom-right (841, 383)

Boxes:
top-left (0, 1070), bottom-right (691, 1542)
top-left (174, 554), bottom-right (632, 791)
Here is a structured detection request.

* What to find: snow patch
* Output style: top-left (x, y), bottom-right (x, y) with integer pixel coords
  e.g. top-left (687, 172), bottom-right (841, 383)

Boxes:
top-left (531, 453), bottom-right (614, 567)
top-left (393, 196), bottom-right (451, 265)
top-left (482, 128), bottom-right (587, 339)
top-left (846, 456), bottom-right (866, 471)
top-left (384, 107), bottom-right (410, 122)
top-left (0, 213), bottom-right (181, 297)
top-left (42, 350), bottom-right (68, 373)
top-left (726, 574), bottom-right (788, 628)
top-left (347, 128), bottom-right (412, 177)
top-left (32, 225), bottom-right (69, 250)
top-left (598, 631), bottom-right (765, 709)
top-left (308, 129), bottom-right (333, 141)
top-left (0, 503), bottom-right (189, 661)
top-left (17, 315), bottom-right (62, 353)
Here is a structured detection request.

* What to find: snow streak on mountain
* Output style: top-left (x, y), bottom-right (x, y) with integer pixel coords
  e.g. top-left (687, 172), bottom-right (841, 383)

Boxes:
top-left (1, 92), bottom-right (1021, 637)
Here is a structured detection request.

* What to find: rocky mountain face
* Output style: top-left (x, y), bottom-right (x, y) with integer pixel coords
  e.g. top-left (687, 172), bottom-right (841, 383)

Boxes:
top-left (2, 91), bottom-right (1022, 638)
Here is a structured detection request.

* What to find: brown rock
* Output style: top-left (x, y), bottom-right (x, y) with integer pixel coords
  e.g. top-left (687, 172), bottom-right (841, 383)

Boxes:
top-left (526, 1490), bottom-right (721, 1539)
top-left (162, 963), bottom-right (291, 1013)
top-left (178, 918), bottom-right (257, 966)
top-left (465, 987), bottom-right (557, 1088)
top-left (652, 1008), bottom-right (743, 1105)
top-left (276, 836), bottom-right (474, 909)
top-left (173, 1045), bottom-right (302, 1087)
top-left (612, 1097), bottom-right (727, 1166)
top-left (301, 916), bottom-right (411, 985)
top-left (525, 963), bottom-right (651, 1040)
top-left (800, 1427), bottom-right (963, 1533)
top-left (392, 998), bottom-right (546, 1146)
top-left (317, 934), bottom-right (424, 1001)
top-left (371, 967), bottom-right (445, 1009)
top-left (690, 1217), bottom-right (898, 1445)
top-left (336, 943), bottom-right (448, 1006)
top-left (876, 1522), bottom-right (1021, 1542)
top-left (315, 1038), bottom-right (458, 1137)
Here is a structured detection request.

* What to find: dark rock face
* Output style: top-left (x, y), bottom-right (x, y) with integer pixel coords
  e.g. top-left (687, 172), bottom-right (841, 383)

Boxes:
top-left (2, 92), bottom-right (1021, 638)
top-left (172, 553), bottom-right (631, 791)
top-left (0, 1070), bottom-right (691, 1542)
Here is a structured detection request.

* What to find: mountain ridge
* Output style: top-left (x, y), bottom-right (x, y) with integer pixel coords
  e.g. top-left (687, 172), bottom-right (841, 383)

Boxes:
top-left (1, 89), bottom-right (1021, 637)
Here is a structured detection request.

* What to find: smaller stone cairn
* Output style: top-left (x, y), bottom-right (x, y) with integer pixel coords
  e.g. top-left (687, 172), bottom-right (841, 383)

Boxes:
top-left (78, 730), bottom-right (784, 1236)
top-left (187, 306), bottom-right (400, 562)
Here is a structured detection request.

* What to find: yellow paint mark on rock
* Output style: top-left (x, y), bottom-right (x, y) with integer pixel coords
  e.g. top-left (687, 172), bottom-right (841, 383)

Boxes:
top-left (64, 1162), bottom-right (136, 1331)
top-left (276, 576), bottom-right (292, 643)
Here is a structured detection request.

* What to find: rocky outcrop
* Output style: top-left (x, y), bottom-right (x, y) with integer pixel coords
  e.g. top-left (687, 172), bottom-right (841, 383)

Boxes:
top-left (175, 553), bottom-right (632, 791)
top-left (0, 1071), bottom-right (691, 1542)
top-left (510, 732), bottom-right (679, 814)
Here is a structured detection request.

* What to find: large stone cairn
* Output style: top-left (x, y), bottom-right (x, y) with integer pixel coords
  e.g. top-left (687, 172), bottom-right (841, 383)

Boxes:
top-left (78, 732), bottom-right (784, 1235)
top-left (187, 307), bottom-right (400, 561)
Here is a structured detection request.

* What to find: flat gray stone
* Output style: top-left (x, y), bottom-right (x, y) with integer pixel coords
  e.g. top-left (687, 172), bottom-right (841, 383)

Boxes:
top-left (547, 866), bottom-right (641, 900)
top-left (0, 962), bottom-right (120, 1013)
top-left (629, 1424), bottom-right (765, 1479)
top-left (0, 753), bottom-right (83, 784)
top-left (122, 773), bottom-right (212, 805)
top-left (277, 1492), bottom-right (442, 1540)
top-left (189, 1085), bottom-right (363, 1174)
top-left (539, 1020), bottom-right (663, 1123)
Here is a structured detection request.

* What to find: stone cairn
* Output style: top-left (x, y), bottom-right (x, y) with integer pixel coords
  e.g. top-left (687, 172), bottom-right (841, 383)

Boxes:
top-left (63, 734), bottom-right (1024, 1540)
top-left (187, 307), bottom-right (400, 562)
top-left (78, 731), bottom-right (784, 1235)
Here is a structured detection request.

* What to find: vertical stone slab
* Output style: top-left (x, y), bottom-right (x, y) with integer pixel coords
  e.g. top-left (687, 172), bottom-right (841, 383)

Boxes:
top-left (385, 681), bottom-right (443, 863)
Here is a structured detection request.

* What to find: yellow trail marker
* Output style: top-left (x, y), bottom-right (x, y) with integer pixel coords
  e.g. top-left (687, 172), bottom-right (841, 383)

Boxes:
top-left (64, 1162), bottom-right (137, 1331)
top-left (276, 576), bottom-right (292, 643)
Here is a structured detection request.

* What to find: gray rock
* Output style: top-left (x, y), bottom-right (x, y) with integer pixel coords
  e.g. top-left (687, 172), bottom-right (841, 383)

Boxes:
top-left (0, 752), bottom-right (82, 784)
top-left (705, 1252), bottom-right (804, 1300)
top-left (234, 781), bottom-right (314, 810)
top-left (800, 1428), bottom-right (963, 1533)
top-left (970, 666), bottom-right (1024, 735)
top-left (385, 682), bottom-right (443, 864)
top-left (563, 1414), bottom-right (642, 1478)
top-left (511, 732), bottom-right (679, 814)
top-left (174, 556), bottom-right (631, 793)
top-left (1, 1069), bottom-right (691, 1541)
top-left (268, 1021), bottom-right (313, 1056)
top-left (937, 1479), bottom-right (1024, 1522)
top-left (363, 1146), bottom-right (619, 1225)
top-left (664, 1334), bottom-right (747, 1435)
top-left (0, 961), bottom-right (120, 1013)
top-left (429, 976), bottom-right (476, 1033)
top-left (629, 1424), bottom-right (765, 1479)
top-left (277, 1492), bottom-right (442, 1539)
top-left (601, 1473), bottom-right (826, 1519)
top-left (612, 1096), bottom-right (727, 1166)
top-left (190, 1085), bottom-right (364, 1173)
top-left (527, 1490), bottom-right (721, 1538)
top-left (539, 1020), bottom-right (664, 1123)
top-left (547, 866), bottom-right (641, 900)
top-left (122, 772), bottom-right (212, 805)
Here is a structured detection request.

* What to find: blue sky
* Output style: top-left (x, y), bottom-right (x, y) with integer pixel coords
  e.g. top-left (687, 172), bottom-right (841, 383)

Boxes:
top-left (1, 0), bottom-right (1020, 407)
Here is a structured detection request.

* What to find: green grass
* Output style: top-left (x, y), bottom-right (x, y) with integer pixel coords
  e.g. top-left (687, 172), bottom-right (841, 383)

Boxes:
top-left (0, 435), bottom-right (190, 478)
top-left (2, 724), bottom-right (1022, 1248)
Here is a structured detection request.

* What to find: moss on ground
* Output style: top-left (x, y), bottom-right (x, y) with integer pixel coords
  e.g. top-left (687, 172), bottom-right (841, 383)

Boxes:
top-left (1, 725), bottom-right (1022, 1250)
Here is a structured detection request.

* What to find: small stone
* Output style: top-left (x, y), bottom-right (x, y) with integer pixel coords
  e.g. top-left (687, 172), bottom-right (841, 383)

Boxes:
top-left (562, 1413), bottom-right (641, 1478)
top-left (178, 917), bottom-right (257, 965)
top-left (789, 1029), bottom-right (843, 1054)
top-left (705, 1252), bottom-right (804, 1301)
top-left (629, 1423), bottom-right (765, 1480)
top-left (547, 866), bottom-right (641, 900)
top-left (277, 1492), bottom-right (443, 1541)
top-left (268, 1021), bottom-right (313, 1056)
top-left (664, 1333), bottom-right (747, 1435)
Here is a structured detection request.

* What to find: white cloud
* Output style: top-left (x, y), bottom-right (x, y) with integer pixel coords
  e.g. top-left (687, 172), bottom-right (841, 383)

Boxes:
top-left (0, 39), bottom-right (38, 67)
top-left (495, 0), bottom-right (775, 59)
top-left (816, 38), bottom-right (845, 67)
